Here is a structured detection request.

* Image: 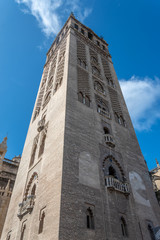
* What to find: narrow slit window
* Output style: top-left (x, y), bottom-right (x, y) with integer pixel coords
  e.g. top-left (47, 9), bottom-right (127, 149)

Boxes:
top-left (86, 208), bottom-right (94, 229)
top-left (38, 212), bottom-right (45, 234)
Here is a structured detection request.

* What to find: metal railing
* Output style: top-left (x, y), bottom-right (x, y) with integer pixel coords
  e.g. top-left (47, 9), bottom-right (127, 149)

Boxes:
top-left (105, 176), bottom-right (129, 195)
top-left (17, 195), bottom-right (35, 219)
top-left (104, 134), bottom-right (115, 147)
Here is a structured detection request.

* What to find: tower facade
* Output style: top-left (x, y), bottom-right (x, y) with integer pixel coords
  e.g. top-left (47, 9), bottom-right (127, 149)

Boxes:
top-left (1, 15), bottom-right (160, 240)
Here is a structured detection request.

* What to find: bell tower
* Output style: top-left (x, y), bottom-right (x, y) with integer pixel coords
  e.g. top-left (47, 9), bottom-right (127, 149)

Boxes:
top-left (1, 14), bottom-right (160, 240)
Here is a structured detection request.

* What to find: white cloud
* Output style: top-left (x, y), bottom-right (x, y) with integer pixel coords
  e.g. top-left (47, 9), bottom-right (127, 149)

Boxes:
top-left (120, 76), bottom-right (160, 131)
top-left (15, 0), bottom-right (92, 37)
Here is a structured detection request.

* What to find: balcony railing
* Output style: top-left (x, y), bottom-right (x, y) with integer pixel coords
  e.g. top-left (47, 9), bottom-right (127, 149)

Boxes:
top-left (17, 195), bottom-right (35, 219)
top-left (104, 134), bottom-right (115, 148)
top-left (105, 176), bottom-right (129, 195)
top-left (97, 108), bottom-right (110, 119)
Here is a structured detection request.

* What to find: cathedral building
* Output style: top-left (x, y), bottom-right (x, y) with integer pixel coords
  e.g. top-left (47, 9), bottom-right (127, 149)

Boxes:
top-left (1, 14), bottom-right (160, 240)
top-left (150, 159), bottom-right (160, 206)
top-left (0, 137), bottom-right (20, 238)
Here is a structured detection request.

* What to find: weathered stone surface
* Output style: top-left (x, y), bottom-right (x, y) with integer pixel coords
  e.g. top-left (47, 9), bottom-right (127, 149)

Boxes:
top-left (1, 14), bottom-right (160, 240)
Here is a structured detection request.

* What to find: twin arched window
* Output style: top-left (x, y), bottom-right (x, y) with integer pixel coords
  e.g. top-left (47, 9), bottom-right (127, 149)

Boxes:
top-left (91, 56), bottom-right (98, 64)
top-left (115, 113), bottom-right (126, 127)
top-left (94, 81), bottom-right (105, 95)
top-left (92, 66), bottom-right (100, 76)
top-left (29, 129), bottom-right (47, 168)
top-left (78, 58), bottom-right (87, 69)
top-left (78, 92), bottom-right (90, 107)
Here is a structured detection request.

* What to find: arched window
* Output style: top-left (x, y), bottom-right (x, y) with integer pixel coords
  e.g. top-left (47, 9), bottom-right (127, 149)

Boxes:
top-left (47, 76), bottom-right (53, 90)
top-left (92, 66), bottom-right (100, 76)
top-left (78, 58), bottom-right (82, 65)
top-left (31, 184), bottom-right (36, 196)
top-left (119, 116), bottom-right (126, 127)
top-left (104, 127), bottom-right (109, 134)
top-left (54, 83), bottom-right (59, 92)
top-left (121, 217), bottom-right (128, 237)
top-left (78, 58), bottom-right (87, 69)
top-left (115, 112), bottom-right (119, 121)
top-left (86, 208), bottom-right (94, 229)
top-left (20, 224), bottom-right (26, 240)
top-left (38, 134), bottom-right (46, 157)
top-left (148, 224), bottom-right (155, 240)
top-left (91, 56), bottom-right (98, 64)
top-left (43, 91), bottom-right (51, 108)
top-left (97, 105), bottom-right (101, 113)
top-left (94, 81), bottom-right (104, 94)
top-left (82, 61), bottom-right (87, 69)
top-left (78, 92), bottom-right (90, 107)
top-left (59, 77), bottom-right (62, 86)
top-left (38, 211), bottom-right (45, 234)
top-left (109, 166), bottom-right (117, 179)
top-left (6, 234), bottom-right (11, 240)
top-left (24, 172), bottom-right (38, 201)
top-left (78, 92), bottom-right (83, 103)
top-left (29, 144), bottom-right (37, 167)
top-left (85, 96), bottom-right (90, 107)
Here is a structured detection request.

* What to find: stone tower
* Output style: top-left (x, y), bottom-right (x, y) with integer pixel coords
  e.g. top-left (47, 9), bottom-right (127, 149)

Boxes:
top-left (1, 14), bottom-right (160, 240)
top-left (0, 137), bottom-right (20, 238)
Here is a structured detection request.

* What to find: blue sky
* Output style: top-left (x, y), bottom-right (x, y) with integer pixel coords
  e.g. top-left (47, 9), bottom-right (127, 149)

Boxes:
top-left (0, 0), bottom-right (160, 169)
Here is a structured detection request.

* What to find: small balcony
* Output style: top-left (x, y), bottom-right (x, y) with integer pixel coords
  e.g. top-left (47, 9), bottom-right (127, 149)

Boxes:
top-left (37, 118), bottom-right (45, 132)
top-left (17, 195), bottom-right (35, 220)
top-left (98, 108), bottom-right (110, 119)
top-left (105, 176), bottom-right (129, 195)
top-left (104, 134), bottom-right (115, 148)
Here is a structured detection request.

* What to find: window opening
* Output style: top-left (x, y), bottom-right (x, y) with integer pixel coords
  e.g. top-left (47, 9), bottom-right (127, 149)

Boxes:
top-left (38, 211), bottom-right (45, 234)
top-left (120, 217), bottom-right (128, 237)
top-left (86, 208), bottom-right (94, 229)
top-left (109, 166), bottom-right (117, 179)
top-left (38, 134), bottom-right (46, 157)
top-left (78, 92), bottom-right (83, 103)
top-left (74, 24), bottom-right (78, 30)
top-left (104, 127), bottom-right (109, 134)
top-left (81, 28), bottom-right (84, 34)
top-left (31, 184), bottom-right (36, 196)
top-left (20, 224), bottom-right (26, 240)
top-left (29, 144), bottom-right (37, 167)
top-left (88, 32), bottom-right (93, 40)
top-left (85, 96), bottom-right (90, 107)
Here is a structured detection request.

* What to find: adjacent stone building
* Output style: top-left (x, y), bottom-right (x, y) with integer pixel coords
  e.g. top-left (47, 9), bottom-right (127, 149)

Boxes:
top-left (1, 14), bottom-right (160, 240)
top-left (150, 159), bottom-right (160, 206)
top-left (0, 137), bottom-right (20, 238)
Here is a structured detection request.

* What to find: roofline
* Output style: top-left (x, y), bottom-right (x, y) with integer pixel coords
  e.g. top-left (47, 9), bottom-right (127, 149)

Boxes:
top-left (47, 13), bottom-right (109, 56)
